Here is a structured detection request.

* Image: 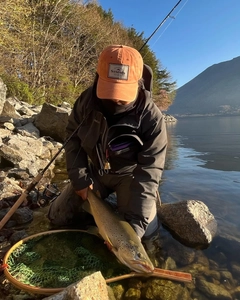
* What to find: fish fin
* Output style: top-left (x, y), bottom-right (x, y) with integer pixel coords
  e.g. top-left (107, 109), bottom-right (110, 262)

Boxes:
top-left (86, 225), bottom-right (101, 237)
top-left (82, 200), bottom-right (92, 215)
top-left (104, 238), bottom-right (116, 252)
top-left (104, 240), bottom-right (113, 251)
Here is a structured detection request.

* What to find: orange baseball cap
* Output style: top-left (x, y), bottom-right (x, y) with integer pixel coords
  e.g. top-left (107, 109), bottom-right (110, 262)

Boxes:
top-left (96, 45), bottom-right (143, 102)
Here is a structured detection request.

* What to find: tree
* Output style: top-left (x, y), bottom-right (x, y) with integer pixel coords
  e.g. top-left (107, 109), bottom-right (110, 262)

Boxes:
top-left (127, 27), bottom-right (176, 108)
top-left (0, 0), bottom-right (176, 108)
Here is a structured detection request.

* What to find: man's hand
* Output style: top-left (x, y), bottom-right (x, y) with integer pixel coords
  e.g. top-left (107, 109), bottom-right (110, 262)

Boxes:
top-left (75, 184), bottom-right (93, 200)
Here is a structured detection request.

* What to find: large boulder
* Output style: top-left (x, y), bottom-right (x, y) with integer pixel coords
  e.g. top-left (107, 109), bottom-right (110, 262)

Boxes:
top-left (34, 103), bottom-right (70, 142)
top-left (158, 200), bottom-right (217, 248)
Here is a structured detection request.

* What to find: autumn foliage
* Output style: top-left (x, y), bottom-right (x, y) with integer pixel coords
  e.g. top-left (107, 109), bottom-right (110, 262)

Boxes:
top-left (0, 0), bottom-right (176, 108)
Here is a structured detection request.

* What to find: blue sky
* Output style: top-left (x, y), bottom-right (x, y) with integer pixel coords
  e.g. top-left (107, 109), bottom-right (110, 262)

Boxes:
top-left (98, 0), bottom-right (240, 88)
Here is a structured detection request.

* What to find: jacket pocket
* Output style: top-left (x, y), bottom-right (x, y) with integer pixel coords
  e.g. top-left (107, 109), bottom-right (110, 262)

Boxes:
top-left (107, 134), bottom-right (143, 170)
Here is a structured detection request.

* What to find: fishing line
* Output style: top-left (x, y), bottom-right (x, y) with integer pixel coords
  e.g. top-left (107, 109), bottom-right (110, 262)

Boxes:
top-left (150, 0), bottom-right (189, 49)
top-left (138, 0), bottom-right (184, 52)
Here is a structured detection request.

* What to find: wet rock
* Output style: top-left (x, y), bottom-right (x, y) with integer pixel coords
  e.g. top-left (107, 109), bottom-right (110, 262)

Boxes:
top-left (161, 256), bottom-right (177, 270)
top-left (128, 278), bottom-right (143, 290)
top-left (195, 251), bottom-right (210, 268)
top-left (208, 259), bottom-right (219, 269)
top-left (166, 238), bottom-right (196, 266)
top-left (191, 290), bottom-right (209, 300)
top-left (0, 209), bottom-right (16, 228)
top-left (112, 284), bottom-right (125, 300)
top-left (0, 206), bottom-right (33, 229)
top-left (124, 287), bottom-right (141, 300)
top-left (11, 207), bottom-right (33, 224)
top-left (142, 278), bottom-right (190, 300)
top-left (232, 286), bottom-right (240, 299)
top-left (211, 251), bottom-right (228, 268)
top-left (230, 261), bottom-right (240, 277)
top-left (220, 270), bottom-right (235, 290)
top-left (158, 200), bottom-right (217, 248)
top-left (213, 235), bottom-right (240, 262)
top-left (189, 263), bottom-right (208, 276)
top-left (9, 230), bottom-right (28, 245)
top-left (204, 269), bottom-right (221, 282)
top-left (197, 277), bottom-right (232, 299)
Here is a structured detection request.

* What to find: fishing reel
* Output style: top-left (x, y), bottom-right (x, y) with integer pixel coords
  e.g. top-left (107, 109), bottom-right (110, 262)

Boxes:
top-left (37, 183), bottom-right (60, 207)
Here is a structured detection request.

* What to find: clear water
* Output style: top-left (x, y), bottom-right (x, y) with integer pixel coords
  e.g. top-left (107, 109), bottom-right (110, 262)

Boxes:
top-left (162, 115), bottom-right (240, 231)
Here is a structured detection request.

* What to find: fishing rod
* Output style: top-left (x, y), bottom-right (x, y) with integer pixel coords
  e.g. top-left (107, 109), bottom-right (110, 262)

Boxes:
top-left (0, 1), bottom-right (184, 230)
top-left (139, 0), bottom-right (183, 52)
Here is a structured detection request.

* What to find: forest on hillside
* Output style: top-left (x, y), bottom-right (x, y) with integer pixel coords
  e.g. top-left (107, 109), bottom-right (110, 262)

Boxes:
top-left (0, 0), bottom-right (176, 109)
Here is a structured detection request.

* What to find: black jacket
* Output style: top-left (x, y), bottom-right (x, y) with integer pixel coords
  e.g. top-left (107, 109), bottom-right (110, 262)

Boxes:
top-left (65, 84), bottom-right (167, 237)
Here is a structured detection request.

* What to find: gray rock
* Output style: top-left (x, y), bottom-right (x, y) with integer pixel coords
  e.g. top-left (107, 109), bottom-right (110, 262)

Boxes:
top-left (0, 134), bottom-right (61, 176)
top-left (1, 100), bottom-right (21, 118)
top-left (11, 207), bottom-right (33, 224)
top-left (0, 115), bottom-right (13, 123)
top-left (0, 144), bottom-right (23, 165)
top-left (17, 105), bottom-right (36, 117)
top-left (16, 122), bottom-right (40, 138)
top-left (43, 271), bottom-right (115, 300)
top-left (158, 200), bottom-right (217, 247)
top-left (34, 103), bottom-right (70, 142)
top-left (9, 230), bottom-right (28, 245)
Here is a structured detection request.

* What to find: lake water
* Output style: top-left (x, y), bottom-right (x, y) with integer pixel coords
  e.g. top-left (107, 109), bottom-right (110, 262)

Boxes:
top-left (159, 115), bottom-right (240, 299)
top-left (162, 115), bottom-right (240, 230)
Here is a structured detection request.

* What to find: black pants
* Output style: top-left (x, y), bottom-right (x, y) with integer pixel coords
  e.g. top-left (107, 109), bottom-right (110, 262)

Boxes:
top-left (47, 166), bottom-right (159, 237)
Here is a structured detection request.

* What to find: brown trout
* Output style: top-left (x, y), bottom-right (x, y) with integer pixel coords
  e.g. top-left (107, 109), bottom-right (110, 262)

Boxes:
top-left (86, 189), bottom-right (154, 273)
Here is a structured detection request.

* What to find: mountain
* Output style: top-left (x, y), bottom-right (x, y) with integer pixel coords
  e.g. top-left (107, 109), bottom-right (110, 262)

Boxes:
top-left (167, 56), bottom-right (240, 116)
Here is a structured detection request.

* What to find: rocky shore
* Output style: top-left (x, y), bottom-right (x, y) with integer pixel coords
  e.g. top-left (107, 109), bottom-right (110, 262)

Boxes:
top-left (1, 77), bottom-right (240, 300)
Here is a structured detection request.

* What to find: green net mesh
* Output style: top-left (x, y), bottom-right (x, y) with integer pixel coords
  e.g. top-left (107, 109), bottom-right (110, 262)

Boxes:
top-left (7, 230), bottom-right (129, 289)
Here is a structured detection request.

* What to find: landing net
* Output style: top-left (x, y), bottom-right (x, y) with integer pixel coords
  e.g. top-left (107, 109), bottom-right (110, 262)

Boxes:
top-left (5, 230), bottom-right (129, 289)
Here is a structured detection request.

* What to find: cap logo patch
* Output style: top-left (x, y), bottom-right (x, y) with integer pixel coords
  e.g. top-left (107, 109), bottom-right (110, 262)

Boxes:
top-left (108, 64), bottom-right (129, 80)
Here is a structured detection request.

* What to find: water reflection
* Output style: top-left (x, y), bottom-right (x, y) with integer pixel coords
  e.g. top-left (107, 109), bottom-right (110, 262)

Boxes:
top-left (166, 116), bottom-right (240, 172)
top-left (163, 117), bottom-right (240, 229)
